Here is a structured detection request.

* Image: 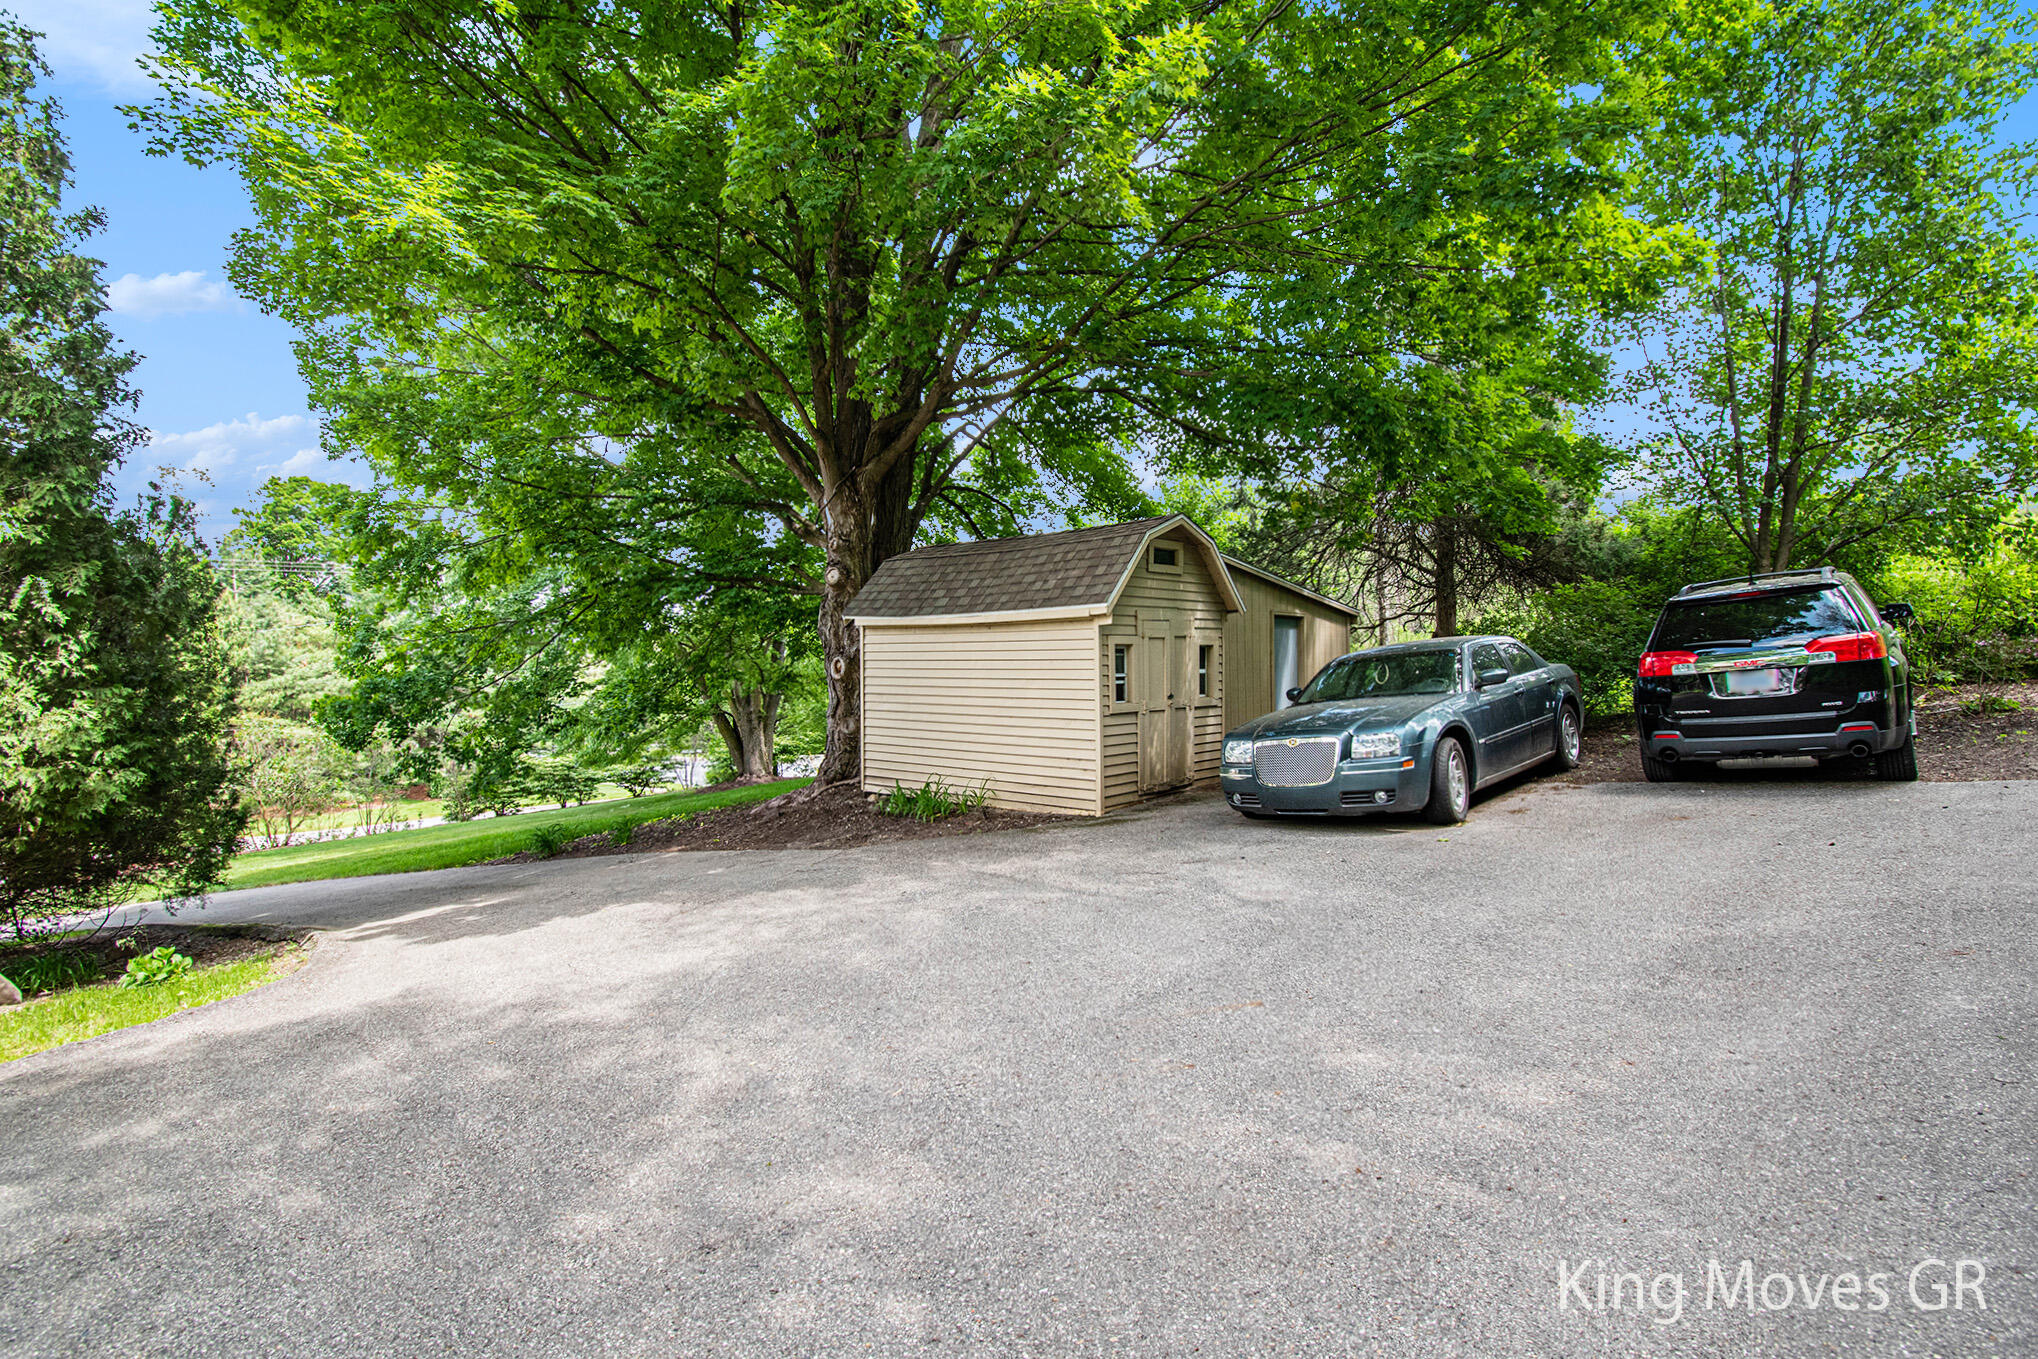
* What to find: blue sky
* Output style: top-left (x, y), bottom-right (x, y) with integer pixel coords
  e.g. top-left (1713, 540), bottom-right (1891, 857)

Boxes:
top-left (11, 2), bottom-right (2038, 544)
top-left (10, 0), bottom-right (360, 545)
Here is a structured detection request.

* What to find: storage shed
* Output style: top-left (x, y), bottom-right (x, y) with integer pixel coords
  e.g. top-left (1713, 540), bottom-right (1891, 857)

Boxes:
top-left (847, 515), bottom-right (1359, 815)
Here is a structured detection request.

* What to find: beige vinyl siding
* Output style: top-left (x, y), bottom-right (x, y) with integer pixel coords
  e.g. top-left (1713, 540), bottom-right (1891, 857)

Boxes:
top-left (1099, 529), bottom-right (1230, 811)
top-left (1222, 571), bottom-right (1355, 730)
top-left (861, 617), bottom-right (1101, 815)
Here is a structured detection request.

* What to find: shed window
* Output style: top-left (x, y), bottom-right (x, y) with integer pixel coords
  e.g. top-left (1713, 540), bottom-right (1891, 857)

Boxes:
top-left (1113, 645), bottom-right (1131, 703)
top-left (1150, 545), bottom-right (1179, 571)
top-left (1197, 645), bottom-right (1211, 696)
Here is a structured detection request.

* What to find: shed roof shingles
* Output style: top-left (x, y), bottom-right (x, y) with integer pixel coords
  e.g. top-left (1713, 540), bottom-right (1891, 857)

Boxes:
top-left (845, 518), bottom-right (1174, 619)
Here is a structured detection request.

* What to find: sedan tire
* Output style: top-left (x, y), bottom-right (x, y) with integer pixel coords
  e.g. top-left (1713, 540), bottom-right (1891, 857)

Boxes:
top-left (1423, 736), bottom-right (1471, 825)
top-left (1552, 702), bottom-right (1583, 771)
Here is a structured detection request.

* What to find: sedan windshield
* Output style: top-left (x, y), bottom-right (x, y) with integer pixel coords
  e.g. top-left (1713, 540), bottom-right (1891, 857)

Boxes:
top-left (1298, 648), bottom-right (1461, 701)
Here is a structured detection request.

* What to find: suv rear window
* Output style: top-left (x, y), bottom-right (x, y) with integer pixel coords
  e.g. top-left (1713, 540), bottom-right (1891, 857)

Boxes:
top-left (1652, 586), bottom-right (1864, 651)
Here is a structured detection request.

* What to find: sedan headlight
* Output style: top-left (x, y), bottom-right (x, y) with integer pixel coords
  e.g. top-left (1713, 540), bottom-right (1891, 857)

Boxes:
top-left (1348, 731), bottom-right (1402, 760)
top-left (1223, 737), bottom-right (1255, 765)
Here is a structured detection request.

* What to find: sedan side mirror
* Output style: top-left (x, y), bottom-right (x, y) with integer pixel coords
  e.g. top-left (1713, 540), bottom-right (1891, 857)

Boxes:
top-left (1476, 667), bottom-right (1510, 688)
top-left (1880, 601), bottom-right (1914, 625)
top-left (1285, 687), bottom-right (1304, 702)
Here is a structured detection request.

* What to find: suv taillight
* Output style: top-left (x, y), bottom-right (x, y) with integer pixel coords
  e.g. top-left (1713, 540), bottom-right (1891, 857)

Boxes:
top-left (1638, 650), bottom-right (1698, 677)
top-left (1806, 631), bottom-right (1887, 663)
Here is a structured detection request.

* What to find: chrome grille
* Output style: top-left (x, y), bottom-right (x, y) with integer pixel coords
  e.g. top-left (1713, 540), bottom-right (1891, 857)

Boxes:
top-left (1253, 736), bottom-right (1339, 786)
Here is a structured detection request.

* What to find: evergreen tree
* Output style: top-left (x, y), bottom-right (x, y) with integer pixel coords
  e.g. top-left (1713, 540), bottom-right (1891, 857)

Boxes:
top-left (0, 22), bottom-right (243, 936)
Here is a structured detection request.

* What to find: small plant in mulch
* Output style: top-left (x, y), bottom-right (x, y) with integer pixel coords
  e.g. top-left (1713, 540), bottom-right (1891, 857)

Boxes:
top-left (120, 947), bottom-right (194, 988)
top-left (1, 949), bottom-right (104, 997)
top-left (1959, 693), bottom-right (2022, 716)
top-left (529, 821), bottom-right (576, 858)
top-left (878, 776), bottom-right (991, 821)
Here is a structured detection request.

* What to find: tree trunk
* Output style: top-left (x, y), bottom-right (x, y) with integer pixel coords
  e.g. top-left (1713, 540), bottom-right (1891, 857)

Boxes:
top-left (1432, 518), bottom-right (1459, 637)
top-left (814, 446), bottom-right (920, 786)
top-left (716, 679), bottom-right (782, 783)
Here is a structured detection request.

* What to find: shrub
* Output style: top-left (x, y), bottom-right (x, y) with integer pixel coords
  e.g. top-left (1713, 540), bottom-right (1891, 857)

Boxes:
top-left (529, 821), bottom-right (576, 857)
top-left (526, 759), bottom-right (601, 808)
top-left (1, 949), bottom-right (103, 996)
top-left (1868, 545), bottom-right (2038, 686)
top-left (608, 764), bottom-right (671, 797)
top-left (1468, 579), bottom-right (1657, 717)
top-left (121, 947), bottom-right (193, 988)
top-left (878, 777), bottom-right (990, 821)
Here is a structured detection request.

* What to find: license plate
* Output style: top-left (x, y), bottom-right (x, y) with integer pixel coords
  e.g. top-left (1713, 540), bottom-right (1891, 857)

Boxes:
top-left (1719, 667), bottom-right (1792, 696)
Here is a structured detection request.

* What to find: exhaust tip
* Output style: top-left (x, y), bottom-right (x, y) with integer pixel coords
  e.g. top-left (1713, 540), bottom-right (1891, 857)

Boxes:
top-left (1848, 741), bottom-right (1871, 759)
top-left (1658, 746), bottom-right (1679, 763)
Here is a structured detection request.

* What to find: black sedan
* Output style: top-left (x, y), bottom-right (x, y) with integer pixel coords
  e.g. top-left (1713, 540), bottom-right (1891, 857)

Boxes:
top-left (1219, 636), bottom-right (1583, 824)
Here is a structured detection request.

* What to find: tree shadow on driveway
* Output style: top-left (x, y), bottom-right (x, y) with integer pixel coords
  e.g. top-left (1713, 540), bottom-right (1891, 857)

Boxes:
top-left (4, 782), bottom-right (2032, 1355)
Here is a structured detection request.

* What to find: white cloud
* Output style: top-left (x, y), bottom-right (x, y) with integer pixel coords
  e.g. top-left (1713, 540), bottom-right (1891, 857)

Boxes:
top-left (264, 447), bottom-right (328, 477)
top-left (147, 413), bottom-right (311, 478)
top-left (107, 270), bottom-right (237, 320)
top-left (9, 1), bottom-right (159, 95)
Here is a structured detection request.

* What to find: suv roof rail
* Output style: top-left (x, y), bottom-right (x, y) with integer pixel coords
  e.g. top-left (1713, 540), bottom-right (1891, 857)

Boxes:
top-left (1674, 565), bottom-right (1836, 597)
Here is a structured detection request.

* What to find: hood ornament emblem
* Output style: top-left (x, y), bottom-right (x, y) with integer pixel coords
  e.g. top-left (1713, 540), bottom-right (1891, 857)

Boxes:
top-left (1286, 738), bottom-right (1300, 747)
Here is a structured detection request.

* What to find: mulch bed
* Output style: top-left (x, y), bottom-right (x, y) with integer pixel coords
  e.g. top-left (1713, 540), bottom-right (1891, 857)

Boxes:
top-left (1556, 682), bottom-right (2038, 786)
top-left (1, 924), bottom-right (311, 1000)
top-left (505, 781), bottom-right (1077, 862)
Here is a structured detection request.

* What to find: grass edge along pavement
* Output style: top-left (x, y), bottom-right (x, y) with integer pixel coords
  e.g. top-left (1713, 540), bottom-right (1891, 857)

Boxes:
top-left (0, 944), bottom-right (305, 1063)
top-left (218, 779), bottom-right (811, 891)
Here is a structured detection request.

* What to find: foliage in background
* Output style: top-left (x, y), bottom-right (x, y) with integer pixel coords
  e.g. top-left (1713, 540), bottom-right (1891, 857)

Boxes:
top-left (220, 586), bottom-right (346, 723)
top-left (607, 765), bottom-right (672, 799)
top-left (1864, 527), bottom-right (2038, 684)
top-left (1626, 0), bottom-right (2038, 571)
top-left (525, 760), bottom-right (600, 810)
top-left (231, 716), bottom-right (347, 847)
top-left (0, 25), bottom-right (244, 939)
top-left (142, 0), bottom-right (1687, 782)
top-left (1469, 579), bottom-right (1659, 716)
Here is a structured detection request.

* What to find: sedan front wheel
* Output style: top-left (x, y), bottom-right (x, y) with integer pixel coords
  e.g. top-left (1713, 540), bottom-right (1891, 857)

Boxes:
top-left (1553, 702), bottom-right (1582, 771)
top-left (1424, 736), bottom-right (1471, 825)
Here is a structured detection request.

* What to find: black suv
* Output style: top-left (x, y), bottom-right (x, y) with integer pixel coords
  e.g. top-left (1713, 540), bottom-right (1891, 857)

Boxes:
top-left (1635, 568), bottom-right (1917, 782)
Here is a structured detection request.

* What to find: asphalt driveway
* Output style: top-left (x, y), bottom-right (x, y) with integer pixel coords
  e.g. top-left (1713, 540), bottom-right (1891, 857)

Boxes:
top-left (3, 778), bottom-right (2034, 1357)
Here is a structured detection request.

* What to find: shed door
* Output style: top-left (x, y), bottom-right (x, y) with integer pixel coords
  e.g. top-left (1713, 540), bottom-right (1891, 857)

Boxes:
top-left (1139, 615), bottom-right (1191, 793)
top-left (1274, 615), bottom-right (1302, 707)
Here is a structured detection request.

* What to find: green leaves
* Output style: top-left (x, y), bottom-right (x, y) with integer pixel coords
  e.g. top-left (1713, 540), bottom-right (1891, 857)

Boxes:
top-left (1628, 0), bottom-right (2038, 570)
top-left (0, 23), bottom-right (246, 935)
top-left (138, 0), bottom-right (1688, 769)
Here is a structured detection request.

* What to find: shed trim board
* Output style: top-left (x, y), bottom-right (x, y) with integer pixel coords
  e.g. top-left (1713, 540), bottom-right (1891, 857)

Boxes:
top-left (1220, 555), bottom-right (1363, 619)
top-left (851, 603), bottom-right (1111, 627)
top-left (851, 517), bottom-right (1352, 815)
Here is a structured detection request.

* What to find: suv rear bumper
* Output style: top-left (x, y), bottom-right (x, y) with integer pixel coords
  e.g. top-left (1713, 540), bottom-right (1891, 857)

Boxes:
top-left (1637, 719), bottom-right (1910, 762)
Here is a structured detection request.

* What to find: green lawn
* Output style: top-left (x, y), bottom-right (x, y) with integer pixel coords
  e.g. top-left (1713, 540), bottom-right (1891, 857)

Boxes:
top-left (252, 781), bottom-right (652, 837)
top-left (0, 951), bottom-right (298, 1063)
top-left (216, 778), bottom-right (809, 891)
